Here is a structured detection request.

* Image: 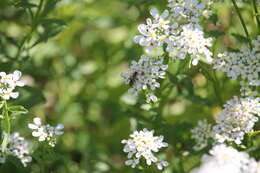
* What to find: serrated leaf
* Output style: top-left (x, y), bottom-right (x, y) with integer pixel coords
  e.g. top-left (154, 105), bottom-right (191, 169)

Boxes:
top-left (8, 105), bottom-right (28, 115)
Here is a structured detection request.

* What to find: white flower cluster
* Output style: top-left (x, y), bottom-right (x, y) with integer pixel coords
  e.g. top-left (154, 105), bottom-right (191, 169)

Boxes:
top-left (121, 55), bottom-right (168, 103)
top-left (134, 8), bottom-right (173, 52)
top-left (190, 144), bottom-right (258, 173)
top-left (168, 23), bottom-right (213, 65)
top-left (0, 132), bottom-right (31, 167)
top-left (28, 117), bottom-right (64, 147)
top-left (134, 8), bottom-right (213, 65)
top-left (213, 96), bottom-right (260, 144)
top-left (121, 128), bottom-right (168, 170)
top-left (124, 1), bottom-right (214, 102)
top-left (191, 119), bottom-right (213, 150)
top-left (167, 0), bottom-right (213, 22)
top-left (0, 70), bottom-right (24, 100)
top-left (213, 36), bottom-right (260, 96)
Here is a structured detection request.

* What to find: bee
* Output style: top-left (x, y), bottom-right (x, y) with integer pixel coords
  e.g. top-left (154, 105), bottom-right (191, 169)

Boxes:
top-left (128, 71), bottom-right (138, 86)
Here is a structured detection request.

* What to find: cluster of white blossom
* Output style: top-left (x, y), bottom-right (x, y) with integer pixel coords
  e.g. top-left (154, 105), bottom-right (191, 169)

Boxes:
top-left (0, 132), bottom-right (31, 167)
top-left (28, 117), bottom-right (64, 147)
top-left (191, 119), bottom-right (213, 150)
top-left (190, 144), bottom-right (258, 173)
top-left (213, 96), bottom-right (260, 144)
top-left (134, 8), bottom-right (173, 52)
top-left (167, 23), bottom-right (213, 65)
top-left (167, 0), bottom-right (213, 22)
top-left (133, 7), bottom-right (213, 65)
top-left (213, 36), bottom-right (260, 96)
top-left (121, 55), bottom-right (168, 103)
top-left (121, 128), bottom-right (168, 170)
top-left (0, 70), bottom-right (24, 100)
top-left (124, 1), bottom-right (214, 103)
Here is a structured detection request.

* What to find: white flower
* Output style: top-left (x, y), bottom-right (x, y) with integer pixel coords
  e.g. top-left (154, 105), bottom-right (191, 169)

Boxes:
top-left (167, 0), bottom-right (213, 22)
top-left (121, 55), bottom-right (168, 103)
top-left (121, 128), bottom-right (168, 170)
top-left (28, 117), bottom-right (64, 147)
top-left (156, 160), bottom-right (169, 170)
top-left (191, 119), bottom-right (213, 150)
top-left (213, 36), bottom-right (260, 95)
top-left (0, 70), bottom-right (25, 100)
top-left (190, 144), bottom-right (258, 173)
top-left (134, 8), bottom-right (174, 52)
top-left (146, 93), bottom-right (158, 103)
top-left (167, 23), bottom-right (213, 65)
top-left (213, 96), bottom-right (260, 144)
top-left (0, 132), bottom-right (31, 167)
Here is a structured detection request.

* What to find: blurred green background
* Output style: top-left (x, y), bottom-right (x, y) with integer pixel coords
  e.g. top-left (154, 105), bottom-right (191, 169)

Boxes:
top-left (0, 0), bottom-right (259, 172)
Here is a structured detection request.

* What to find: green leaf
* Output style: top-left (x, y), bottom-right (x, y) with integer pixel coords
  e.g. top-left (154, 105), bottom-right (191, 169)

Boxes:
top-left (8, 105), bottom-right (28, 115)
top-left (6, 155), bottom-right (26, 168)
top-left (13, 0), bottom-right (37, 9)
top-left (205, 30), bottom-right (225, 38)
top-left (12, 86), bottom-right (46, 108)
top-left (167, 72), bottom-right (179, 84)
top-left (231, 33), bottom-right (250, 43)
top-left (208, 13), bottom-right (218, 25)
top-left (40, 0), bottom-right (61, 18)
top-left (32, 18), bottom-right (66, 47)
top-left (227, 47), bottom-right (240, 53)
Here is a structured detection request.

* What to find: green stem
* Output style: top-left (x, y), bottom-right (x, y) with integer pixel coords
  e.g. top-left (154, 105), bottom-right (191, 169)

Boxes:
top-left (200, 63), bottom-right (223, 106)
top-left (1, 101), bottom-right (11, 153)
top-left (249, 130), bottom-right (260, 137)
top-left (253, 0), bottom-right (260, 32)
top-left (231, 0), bottom-right (252, 49)
top-left (14, 0), bottom-right (44, 60)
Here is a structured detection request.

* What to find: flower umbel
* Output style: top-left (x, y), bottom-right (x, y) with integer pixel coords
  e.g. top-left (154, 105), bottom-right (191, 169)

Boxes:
top-left (213, 96), bottom-right (260, 144)
top-left (190, 144), bottom-right (258, 173)
top-left (28, 117), bottom-right (64, 147)
top-left (167, 23), bottom-right (213, 65)
top-left (191, 119), bottom-right (213, 150)
top-left (121, 128), bottom-right (168, 170)
top-left (213, 36), bottom-right (260, 96)
top-left (121, 55), bottom-right (168, 103)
